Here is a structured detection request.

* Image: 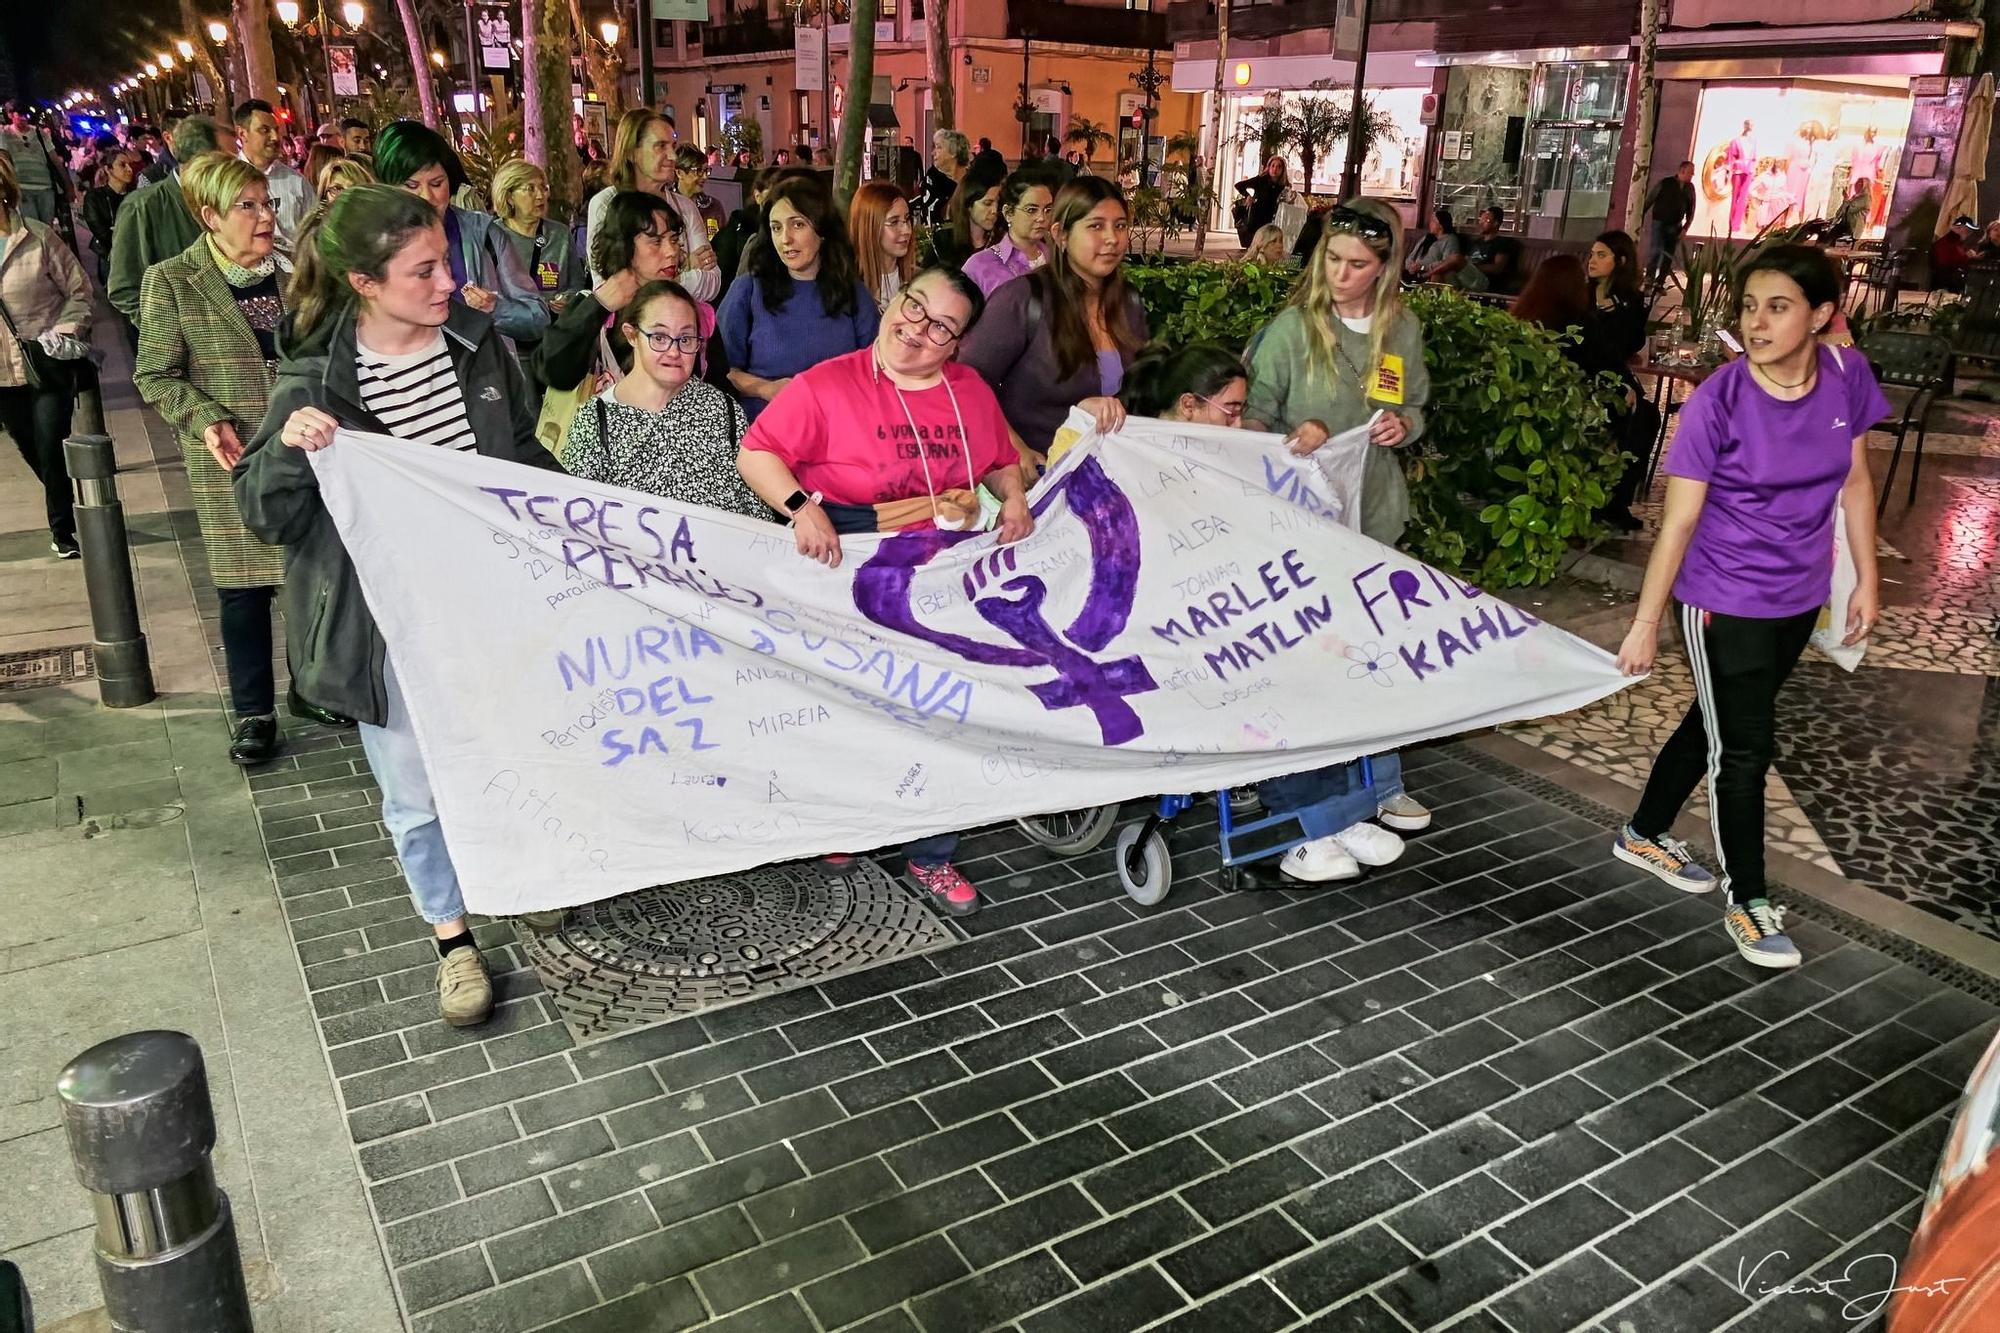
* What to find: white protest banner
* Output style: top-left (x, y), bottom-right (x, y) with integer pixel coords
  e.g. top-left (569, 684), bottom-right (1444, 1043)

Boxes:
top-left (311, 420), bottom-right (1633, 914)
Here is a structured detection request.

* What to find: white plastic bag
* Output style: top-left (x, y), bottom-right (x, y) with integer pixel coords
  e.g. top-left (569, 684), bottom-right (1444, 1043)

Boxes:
top-left (1811, 501), bottom-right (1866, 671)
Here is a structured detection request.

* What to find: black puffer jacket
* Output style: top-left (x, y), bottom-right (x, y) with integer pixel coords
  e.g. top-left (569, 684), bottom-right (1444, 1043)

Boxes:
top-left (233, 302), bottom-right (560, 727)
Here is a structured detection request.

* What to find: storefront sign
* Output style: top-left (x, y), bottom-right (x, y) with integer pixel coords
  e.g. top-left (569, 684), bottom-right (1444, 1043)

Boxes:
top-left (1441, 130), bottom-right (1462, 158)
top-left (652, 0), bottom-right (710, 20)
top-left (1420, 92), bottom-right (1438, 126)
top-left (308, 421), bottom-right (1632, 912)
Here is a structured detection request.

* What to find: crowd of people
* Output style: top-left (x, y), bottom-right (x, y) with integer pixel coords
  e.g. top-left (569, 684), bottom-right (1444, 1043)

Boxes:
top-left (0, 97), bottom-right (1885, 1027)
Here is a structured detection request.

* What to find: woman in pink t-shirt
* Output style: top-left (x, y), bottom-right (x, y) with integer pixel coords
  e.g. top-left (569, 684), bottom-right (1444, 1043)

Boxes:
top-left (1611, 245), bottom-right (1886, 971)
top-left (737, 265), bottom-right (1035, 919)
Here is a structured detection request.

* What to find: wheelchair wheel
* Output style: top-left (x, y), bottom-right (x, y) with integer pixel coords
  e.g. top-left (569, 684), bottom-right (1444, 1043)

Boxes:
top-left (1016, 805), bottom-right (1119, 856)
top-left (1116, 824), bottom-right (1173, 906)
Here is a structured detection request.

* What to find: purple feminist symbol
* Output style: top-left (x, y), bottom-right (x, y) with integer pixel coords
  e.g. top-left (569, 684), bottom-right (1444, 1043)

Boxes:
top-left (852, 456), bottom-right (1158, 744)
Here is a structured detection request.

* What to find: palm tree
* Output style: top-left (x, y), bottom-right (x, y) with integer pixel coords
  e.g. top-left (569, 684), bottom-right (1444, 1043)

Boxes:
top-left (1330, 94), bottom-right (1402, 190)
top-left (1066, 116), bottom-right (1115, 166)
top-left (1288, 95), bottom-right (1343, 196)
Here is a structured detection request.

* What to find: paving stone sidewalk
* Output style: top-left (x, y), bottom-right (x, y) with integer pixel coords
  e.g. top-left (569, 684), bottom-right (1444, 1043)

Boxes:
top-left (11, 337), bottom-right (1998, 1333)
top-left (0, 342), bottom-right (398, 1330)
top-left (257, 724), bottom-right (1998, 1331)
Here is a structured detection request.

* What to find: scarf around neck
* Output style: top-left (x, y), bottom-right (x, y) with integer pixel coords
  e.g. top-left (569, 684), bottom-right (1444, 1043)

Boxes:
top-left (206, 234), bottom-right (290, 289)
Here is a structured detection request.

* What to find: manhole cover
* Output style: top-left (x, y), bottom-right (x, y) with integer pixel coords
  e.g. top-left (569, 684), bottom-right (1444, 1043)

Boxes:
top-left (0, 645), bottom-right (93, 692)
top-left (521, 857), bottom-right (958, 1040)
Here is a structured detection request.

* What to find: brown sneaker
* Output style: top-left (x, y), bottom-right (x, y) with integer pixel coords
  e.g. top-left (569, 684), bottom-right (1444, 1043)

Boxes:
top-left (514, 910), bottom-right (567, 933)
top-left (437, 948), bottom-right (494, 1027)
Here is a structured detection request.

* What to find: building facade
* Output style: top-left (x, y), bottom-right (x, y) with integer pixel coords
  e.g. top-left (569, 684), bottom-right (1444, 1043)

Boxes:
top-left (620, 0), bottom-right (1202, 170)
top-left (1164, 0), bottom-right (1984, 246)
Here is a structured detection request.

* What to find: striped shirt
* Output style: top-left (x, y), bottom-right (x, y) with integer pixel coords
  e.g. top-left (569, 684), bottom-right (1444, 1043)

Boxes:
top-left (356, 333), bottom-right (476, 452)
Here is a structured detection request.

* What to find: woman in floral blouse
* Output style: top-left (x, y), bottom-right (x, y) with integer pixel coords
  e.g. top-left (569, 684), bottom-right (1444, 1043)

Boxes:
top-left (560, 279), bottom-right (770, 518)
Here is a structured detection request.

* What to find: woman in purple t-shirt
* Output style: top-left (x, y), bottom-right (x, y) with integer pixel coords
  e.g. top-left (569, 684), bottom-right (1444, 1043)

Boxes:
top-left (1611, 245), bottom-right (1886, 970)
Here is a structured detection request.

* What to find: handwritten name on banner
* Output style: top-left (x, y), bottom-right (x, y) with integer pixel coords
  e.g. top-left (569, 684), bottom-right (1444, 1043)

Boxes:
top-left (312, 418), bottom-right (1633, 914)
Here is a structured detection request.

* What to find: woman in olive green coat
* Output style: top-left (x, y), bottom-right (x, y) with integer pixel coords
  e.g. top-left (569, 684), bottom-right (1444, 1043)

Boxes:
top-left (134, 152), bottom-right (323, 766)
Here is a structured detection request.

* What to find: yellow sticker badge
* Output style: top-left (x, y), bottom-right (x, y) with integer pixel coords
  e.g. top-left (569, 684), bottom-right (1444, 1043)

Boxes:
top-left (1371, 353), bottom-right (1406, 405)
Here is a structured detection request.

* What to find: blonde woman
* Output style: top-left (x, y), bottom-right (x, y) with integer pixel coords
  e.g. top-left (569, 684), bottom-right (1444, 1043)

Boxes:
top-left (491, 158), bottom-right (585, 304)
top-left (1243, 222), bottom-right (1287, 267)
top-left (132, 152), bottom-right (303, 765)
top-left (1244, 195), bottom-right (1436, 845)
top-left (316, 155), bottom-right (374, 205)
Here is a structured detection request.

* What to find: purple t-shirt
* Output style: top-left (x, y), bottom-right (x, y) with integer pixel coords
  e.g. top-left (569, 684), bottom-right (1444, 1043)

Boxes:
top-left (1665, 346), bottom-right (1890, 618)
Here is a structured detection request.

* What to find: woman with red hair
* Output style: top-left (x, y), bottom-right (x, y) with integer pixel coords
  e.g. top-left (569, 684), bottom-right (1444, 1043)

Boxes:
top-left (849, 180), bottom-right (916, 312)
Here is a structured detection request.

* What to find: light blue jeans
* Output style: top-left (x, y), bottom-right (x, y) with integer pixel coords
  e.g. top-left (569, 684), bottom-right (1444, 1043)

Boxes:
top-left (357, 655), bottom-right (468, 926)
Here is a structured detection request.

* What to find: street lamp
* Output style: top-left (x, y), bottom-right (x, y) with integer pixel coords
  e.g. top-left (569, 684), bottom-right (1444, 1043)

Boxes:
top-left (177, 39), bottom-right (195, 60)
top-left (600, 19), bottom-right (620, 46)
top-left (144, 63), bottom-right (158, 77)
top-left (341, 1), bottom-right (365, 27)
top-left (208, 20), bottom-right (229, 43)
top-left (158, 52), bottom-right (175, 70)
top-left (430, 49), bottom-right (447, 68)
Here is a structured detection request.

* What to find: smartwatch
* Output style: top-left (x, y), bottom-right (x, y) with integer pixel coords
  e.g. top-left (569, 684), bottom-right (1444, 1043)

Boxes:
top-left (782, 490), bottom-right (822, 522)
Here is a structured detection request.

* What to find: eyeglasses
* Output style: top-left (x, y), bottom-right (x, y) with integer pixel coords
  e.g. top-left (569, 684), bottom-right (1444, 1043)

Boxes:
top-left (636, 327), bottom-right (703, 354)
top-left (229, 199), bottom-right (279, 217)
top-left (1194, 393), bottom-right (1245, 422)
top-left (895, 291), bottom-right (962, 346)
top-left (883, 214), bottom-right (915, 230)
top-left (1325, 205), bottom-right (1393, 252)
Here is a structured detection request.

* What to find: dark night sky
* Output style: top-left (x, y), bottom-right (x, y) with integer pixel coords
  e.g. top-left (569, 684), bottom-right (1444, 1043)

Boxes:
top-left (1, 1), bottom-right (193, 104)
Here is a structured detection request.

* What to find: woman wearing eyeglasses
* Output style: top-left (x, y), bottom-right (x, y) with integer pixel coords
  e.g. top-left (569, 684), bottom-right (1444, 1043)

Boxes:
top-left (1127, 341), bottom-right (1394, 884)
top-left (561, 279), bottom-right (766, 515)
top-left (736, 266), bottom-right (1033, 920)
top-left (133, 152), bottom-right (310, 766)
top-left (850, 181), bottom-right (917, 312)
top-left (961, 168), bottom-right (1057, 297)
top-left (1244, 196), bottom-right (1438, 863)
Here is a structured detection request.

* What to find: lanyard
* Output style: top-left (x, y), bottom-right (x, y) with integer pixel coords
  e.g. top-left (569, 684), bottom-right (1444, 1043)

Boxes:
top-left (880, 353), bottom-right (978, 530)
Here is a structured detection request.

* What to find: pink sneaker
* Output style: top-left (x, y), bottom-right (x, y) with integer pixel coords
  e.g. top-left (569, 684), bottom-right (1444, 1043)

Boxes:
top-left (907, 862), bottom-right (981, 917)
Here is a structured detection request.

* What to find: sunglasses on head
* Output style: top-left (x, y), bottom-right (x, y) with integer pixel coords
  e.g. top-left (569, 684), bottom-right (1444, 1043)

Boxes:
top-left (1325, 206), bottom-right (1393, 251)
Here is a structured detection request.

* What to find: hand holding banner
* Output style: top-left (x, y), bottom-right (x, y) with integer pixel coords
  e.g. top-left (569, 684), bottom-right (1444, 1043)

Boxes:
top-left (311, 418), bottom-right (1632, 915)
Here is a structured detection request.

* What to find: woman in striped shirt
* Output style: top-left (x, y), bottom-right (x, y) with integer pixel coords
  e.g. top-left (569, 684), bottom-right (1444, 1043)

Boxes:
top-left (236, 185), bottom-right (563, 1031)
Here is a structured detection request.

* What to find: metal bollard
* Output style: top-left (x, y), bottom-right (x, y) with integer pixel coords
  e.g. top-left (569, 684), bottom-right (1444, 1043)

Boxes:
top-left (56, 1032), bottom-right (254, 1333)
top-left (62, 433), bottom-right (155, 709)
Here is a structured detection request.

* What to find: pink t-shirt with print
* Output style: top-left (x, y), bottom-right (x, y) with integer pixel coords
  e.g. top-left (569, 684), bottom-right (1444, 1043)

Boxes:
top-left (743, 348), bottom-right (1020, 520)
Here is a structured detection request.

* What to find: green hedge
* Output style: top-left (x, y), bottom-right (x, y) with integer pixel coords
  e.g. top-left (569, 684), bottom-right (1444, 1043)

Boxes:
top-left (1123, 261), bottom-right (1628, 587)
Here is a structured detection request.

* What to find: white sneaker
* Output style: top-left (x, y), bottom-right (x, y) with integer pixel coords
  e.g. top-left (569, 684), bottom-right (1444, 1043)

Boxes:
top-left (1281, 836), bottom-right (1361, 883)
top-left (1334, 821), bottom-right (1406, 867)
top-left (1376, 793), bottom-right (1433, 832)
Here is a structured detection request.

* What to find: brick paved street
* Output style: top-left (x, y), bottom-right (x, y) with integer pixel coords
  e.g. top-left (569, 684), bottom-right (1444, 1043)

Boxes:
top-left (260, 729), bottom-right (1997, 1333)
top-left (5, 319), bottom-right (1998, 1333)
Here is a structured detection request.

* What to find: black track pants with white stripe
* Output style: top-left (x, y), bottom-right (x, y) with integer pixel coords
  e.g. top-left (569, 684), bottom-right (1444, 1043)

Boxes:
top-left (1630, 604), bottom-right (1819, 905)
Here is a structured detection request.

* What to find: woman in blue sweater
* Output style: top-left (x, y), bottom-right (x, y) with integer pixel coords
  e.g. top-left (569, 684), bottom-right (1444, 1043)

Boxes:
top-left (719, 176), bottom-right (879, 420)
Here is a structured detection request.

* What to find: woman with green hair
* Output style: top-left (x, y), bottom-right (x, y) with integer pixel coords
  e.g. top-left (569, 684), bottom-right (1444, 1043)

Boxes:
top-left (235, 184), bottom-right (563, 1029)
top-left (372, 120), bottom-right (549, 346)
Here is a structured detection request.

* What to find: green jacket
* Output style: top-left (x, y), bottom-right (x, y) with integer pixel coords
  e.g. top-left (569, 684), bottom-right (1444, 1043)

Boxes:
top-left (106, 174), bottom-right (204, 326)
top-left (233, 303), bottom-right (561, 726)
top-left (1245, 304), bottom-right (1430, 545)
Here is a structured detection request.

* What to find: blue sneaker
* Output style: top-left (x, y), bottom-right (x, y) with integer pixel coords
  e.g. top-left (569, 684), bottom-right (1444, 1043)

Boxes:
top-left (1613, 826), bottom-right (1718, 893)
top-left (1723, 897), bottom-right (1802, 969)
